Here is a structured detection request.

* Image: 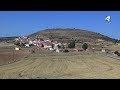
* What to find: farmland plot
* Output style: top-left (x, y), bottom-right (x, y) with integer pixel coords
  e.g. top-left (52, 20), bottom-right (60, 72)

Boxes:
top-left (0, 48), bottom-right (120, 79)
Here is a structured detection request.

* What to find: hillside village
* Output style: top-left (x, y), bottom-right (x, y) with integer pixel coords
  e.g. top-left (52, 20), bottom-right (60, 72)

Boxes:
top-left (14, 36), bottom-right (85, 53)
top-left (14, 35), bottom-right (120, 57)
top-left (0, 28), bottom-right (118, 57)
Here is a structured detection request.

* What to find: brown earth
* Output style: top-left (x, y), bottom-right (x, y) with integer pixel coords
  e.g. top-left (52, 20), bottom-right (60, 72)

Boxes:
top-left (0, 49), bottom-right (120, 79)
top-left (0, 47), bottom-right (30, 66)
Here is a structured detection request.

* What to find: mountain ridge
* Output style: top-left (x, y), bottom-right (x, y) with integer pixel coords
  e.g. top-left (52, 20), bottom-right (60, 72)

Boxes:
top-left (28, 28), bottom-right (117, 43)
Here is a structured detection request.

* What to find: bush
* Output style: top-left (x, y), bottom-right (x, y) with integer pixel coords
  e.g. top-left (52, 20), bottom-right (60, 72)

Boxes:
top-left (82, 43), bottom-right (88, 51)
top-left (31, 49), bottom-right (35, 53)
top-left (68, 40), bottom-right (75, 48)
top-left (117, 53), bottom-right (120, 56)
top-left (29, 43), bottom-right (34, 46)
top-left (114, 51), bottom-right (120, 56)
top-left (114, 51), bottom-right (119, 54)
top-left (64, 49), bottom-right (69, 53)
top-left (58, 45), bottom-right (61, 49)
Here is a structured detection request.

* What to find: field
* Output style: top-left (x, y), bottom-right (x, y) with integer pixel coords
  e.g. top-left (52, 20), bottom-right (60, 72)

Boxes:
top-left (0, 45), bottom-right (30, 66)
top-left (0, 47), bottom-right (120, 79)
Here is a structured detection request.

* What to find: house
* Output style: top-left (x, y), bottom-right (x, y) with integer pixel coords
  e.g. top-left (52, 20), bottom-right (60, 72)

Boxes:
top-left (101, 49), bottom-right (110, 53)
top-left (56, 49), bottom-right (60, 53)
top-left (86, 47), bottom-right (94, 53)
top-left (101, 49), bottom-right (106, 52)
top-left (42, 41), bottom-right (53, 49)
top-left (49, 47), bottom-right (54, 51)
top-left (20, 37), bottom-right (29, 44)
top-left (53, 43), bottom-right (59, 50)
top-left (15, 47), bottom-right (20, 50)
top-left (15, 38), bottom-right (19, 41)
top-left (29, 40), bottom-right (33, 45)
top-left (25, 44), bottom-right (30, 47)
top-left (44, 38), bottom-right (51, 42)
top-left (15, 36), bottom-right (29, 46)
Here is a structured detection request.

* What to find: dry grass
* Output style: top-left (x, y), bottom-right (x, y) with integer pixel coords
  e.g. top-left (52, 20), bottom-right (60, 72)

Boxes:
top-left (0, 46), bottom-right (30, 66)
top-left (106, 44), bottom-right (120, 51)
top-left (0, 48), bottom-right (120, 79)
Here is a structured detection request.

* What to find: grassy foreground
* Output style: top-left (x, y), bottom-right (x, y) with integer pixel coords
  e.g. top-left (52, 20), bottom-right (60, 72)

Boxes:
top-left (0, 49), bottom-right (120, 79)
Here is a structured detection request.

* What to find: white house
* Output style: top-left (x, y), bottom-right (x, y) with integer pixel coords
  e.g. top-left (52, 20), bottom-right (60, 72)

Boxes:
top-left (15, 38), bottom-right (19, 41)
top-left (54, 44), bottom-right (59, 50)
top-left (56, 48), bottom-right (60, 53)
top-left (58, 43), bottom-right (62, 46)
top-left (15, 47), bottom-right (20, 50)
top-left (29, 40), bottom-right (33, 45)
top-left (44, 45), bottom-right (52, 49)
top-left (42, 41), bottom-right (53, 49)
top-left (49, 47), bottom-right (54, 51)
top-left (101, 49), bottom-right (106, 52)
top-left (25, 44), bottom-right (30, 47)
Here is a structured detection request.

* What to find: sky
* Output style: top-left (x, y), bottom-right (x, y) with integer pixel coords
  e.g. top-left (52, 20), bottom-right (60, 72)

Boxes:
top-left (0, 11), bottom-right (120, 39)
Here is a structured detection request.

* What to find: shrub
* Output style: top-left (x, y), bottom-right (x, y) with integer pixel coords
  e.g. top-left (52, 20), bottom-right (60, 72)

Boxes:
top-left (29, 44), bottom-right (34, 47)
top-left (117, 53), bottom-right (120, 56)
top-left (82, 43), bottom-right (88, 51)
top-left (114, 51), bottom-right (120, 56)
top-left (114, 51), bottom-right (119, 54)
top-left (64, 49), bottom-right (69, 53)
top-left (68, 40), bottom-right (75, 48)
top-left (31, 49), bottom-right (35, 53)
top-left (58, 45), bottom-right (61, 49)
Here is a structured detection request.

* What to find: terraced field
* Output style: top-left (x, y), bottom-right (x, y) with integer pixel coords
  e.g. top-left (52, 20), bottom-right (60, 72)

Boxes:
top-left (0, 48), bottom-right (120, 79)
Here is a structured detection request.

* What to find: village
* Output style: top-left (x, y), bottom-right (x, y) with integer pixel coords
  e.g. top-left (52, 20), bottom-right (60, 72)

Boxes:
top-left (13, 36), bottom-right (120, 58)
top-left (14, 36), bottom-right (85, 53)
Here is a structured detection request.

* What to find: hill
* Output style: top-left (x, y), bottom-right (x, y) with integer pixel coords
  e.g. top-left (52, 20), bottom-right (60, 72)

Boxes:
top-left (0, 36), bottom-right (18, 43)
top-left (28, 28), bottom-right (117, 43)
top-left (0, 36), bottom-right (19, 42)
